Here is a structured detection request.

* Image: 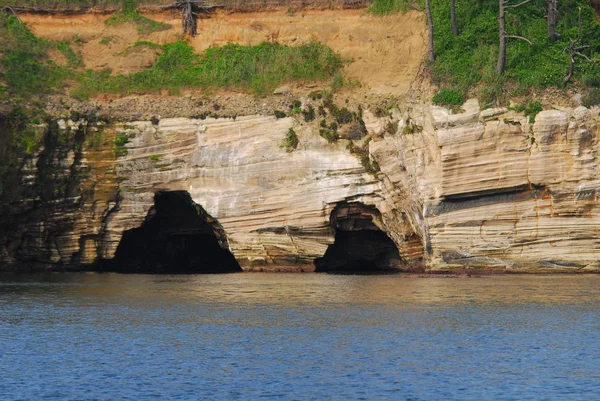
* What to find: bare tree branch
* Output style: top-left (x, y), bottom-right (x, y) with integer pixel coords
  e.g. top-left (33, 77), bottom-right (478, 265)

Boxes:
top-left (574, 52), bottom-right (593, 62)
top-left (564, 8), bottom-right (594, 83)
top-left (506, 35), bottom-right (533, 45)
top-left (505, 0), bottom-right (533, 9)
top-left (497, 0), bottom-right (534, 74)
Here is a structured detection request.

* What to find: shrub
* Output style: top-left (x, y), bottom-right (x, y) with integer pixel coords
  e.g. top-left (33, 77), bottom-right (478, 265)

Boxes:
top-left (274, 110), bottom-right (286, 119)
top-left (509, 100), bottom-right (543, 123)
top-left (302, 105), bottom-right (315, 122)
top-left (308, 90), bottom-right (323, 100)
top-left (113, 132), bottom-right (129, 156)
top-left (335, 107), bottom-right (354, 125)
top-left (581, 74), bottom-right (600, 88)
top-left (582, 89), bottom-right (600, 107)
top-left (432, 88), bottom-right (465, 107)
top-left (319, 129), bottom-right (339, 143)
top-left (114, 133), bottom-right (129, 147)
top-left (281, 127), bottom-right (299, 152)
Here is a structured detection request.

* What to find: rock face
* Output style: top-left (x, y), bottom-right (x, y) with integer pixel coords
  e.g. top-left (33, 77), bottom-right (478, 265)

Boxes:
top-left (1, 101), bottom-right (600, 272)
top-left (369, 101), bottom-right (600, 272)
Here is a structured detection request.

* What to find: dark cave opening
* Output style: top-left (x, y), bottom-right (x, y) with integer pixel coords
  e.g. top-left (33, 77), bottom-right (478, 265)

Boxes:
top-left (108, 191), bottom-right (241, 274)
top-left (314, 203), bottom-right (403, 274)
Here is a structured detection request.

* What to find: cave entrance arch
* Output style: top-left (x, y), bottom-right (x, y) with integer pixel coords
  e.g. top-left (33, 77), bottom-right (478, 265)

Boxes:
top-left (110, 191), bottom-right (241, 273)
top-left (314, 203), bottom-right (403, 274)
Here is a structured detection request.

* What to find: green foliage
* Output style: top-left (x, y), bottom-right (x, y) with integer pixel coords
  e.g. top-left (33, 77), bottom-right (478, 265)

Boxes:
top-left (402, 117), bottom-right (422, 135)
top-left (322, 93), bottom-right (358, 125)
top-left (113, 132), bottom-right (129, 155)
top-left (383, 120), bottom-right (398, 135)
top-left (281, 127), bottom-right (299, 152)
top-left (368, 0), bottom-right (419, 16)
top-left (149, 154), bottom-right (160, 162)
top-left (74, 41), bottom-right (343, 98)
top-left (118, 40), bottom-right (163, 56)
top-left (308, 90), bottom-right (323, 100)
top-left (427, 0), bottom-right (600, 103)
top-left (99, 36), bottom-right (116, 45)
top-left (56, 40), bottom-right (83, 67)
top-left (0, 13), bottom-right (68, 98)
top-left (432, 88), bottom-right (465, 106)
top-left (347, 140), bottom-right (380, 173)
top-left (114, 132), bottom-right (129, 146)
top-left (104, 0), bottom-right (170, 35)
top-left (302, 105), bottom-right (315, 122)
top-left (582, 73), bottom-right (600, 87)
top-left (12, 127), bottom-right (43, 155)
top-left (274, 110), bottom-right (286, 119)
top-left (509, 100), bottom-right (543, 123)
top-left (582, 88), bottom-right (600, 107)
top-left (319, 128), bottom-right (339, 143)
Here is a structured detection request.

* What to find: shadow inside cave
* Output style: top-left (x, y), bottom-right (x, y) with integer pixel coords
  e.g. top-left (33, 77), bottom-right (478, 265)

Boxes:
top-left (314, 203), bottom-right (403, 274)
top-left (106, 191), bottom-right (241, 274)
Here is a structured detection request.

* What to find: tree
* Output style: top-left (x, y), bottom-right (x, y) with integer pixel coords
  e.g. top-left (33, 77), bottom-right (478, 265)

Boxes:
top-left (564, 8), bottom-right (593, 83)
top-left (451, 0), bottom-right (458, 36)
top-left (496, 0), bottom-right (534, 74)
top-left (163, 0), bottom-right (222, 37)
top-left (426, 0), bottom-right (435, 61)
top-left (548, 0), bottom-right (558, 41)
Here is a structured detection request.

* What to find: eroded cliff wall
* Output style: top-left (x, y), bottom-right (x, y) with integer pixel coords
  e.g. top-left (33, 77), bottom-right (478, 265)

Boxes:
top-left (1, 99), bottom-right (599, 272)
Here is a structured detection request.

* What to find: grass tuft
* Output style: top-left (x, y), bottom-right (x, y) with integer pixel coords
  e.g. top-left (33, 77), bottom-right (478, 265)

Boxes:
top-left (56, 40), bottom-right (83, 68)
top-left (104, 0), bottom-right (171, 35)
top-left (73, 41), bottom-right (343, 98)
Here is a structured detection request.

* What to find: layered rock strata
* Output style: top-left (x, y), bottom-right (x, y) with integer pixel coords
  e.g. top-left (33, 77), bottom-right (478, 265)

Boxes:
top-left (369, 100), bottom-right (600, 271)
top-left (1, 100), bottom-right (599, 272)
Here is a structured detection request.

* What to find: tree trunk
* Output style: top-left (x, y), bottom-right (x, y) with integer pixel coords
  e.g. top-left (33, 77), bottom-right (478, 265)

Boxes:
top-left (451, 0), bottom-right (458, 36)
top-left (548, 0), bottom-right (557, 41)
top-left (426, 0), bottom-right (436, 61)
top-left (496, 0), bottom-right (506, 74)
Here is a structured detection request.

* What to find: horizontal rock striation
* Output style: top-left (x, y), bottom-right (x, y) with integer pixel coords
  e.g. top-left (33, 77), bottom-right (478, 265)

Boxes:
top-left (369, 100), bottom-right (600, 272)
top-left (1, 100), bottom-right (599, 272)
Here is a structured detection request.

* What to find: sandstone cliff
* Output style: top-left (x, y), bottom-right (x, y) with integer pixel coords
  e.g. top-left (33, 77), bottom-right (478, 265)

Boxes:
top-left (1, 99), bottom-right (599, 272)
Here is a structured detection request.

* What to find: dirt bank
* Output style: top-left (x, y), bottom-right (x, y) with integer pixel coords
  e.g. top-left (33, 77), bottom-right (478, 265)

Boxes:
top-left (20, 8), bottom-right (426, 96)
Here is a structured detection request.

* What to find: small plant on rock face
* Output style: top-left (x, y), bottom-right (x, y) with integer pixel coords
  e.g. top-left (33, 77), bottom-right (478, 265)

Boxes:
top-left (113, 133), bottom-right (129, 156)
top-left (274, 110), bottom-right (287, 119)
top-left (509, 100), bottom-right (543, 123)
top-left (347, 139), bottom-right (380, 173)
top-left (308, 90), bottom-right (323, 100)
top-left (149, 154), bottom-right (160, 162)
top-left (303, 105), bottom-right (315, 122)
top-left (383, 120), bottom-right (399, 136)
top-left (281, 127), bottom-right (299, 152)
top-left (320, 129), bottom-right (339, 143)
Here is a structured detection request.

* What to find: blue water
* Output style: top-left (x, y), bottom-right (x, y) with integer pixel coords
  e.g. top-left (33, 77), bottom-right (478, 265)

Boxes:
top-left (1, 273), bottom-right (599, 400)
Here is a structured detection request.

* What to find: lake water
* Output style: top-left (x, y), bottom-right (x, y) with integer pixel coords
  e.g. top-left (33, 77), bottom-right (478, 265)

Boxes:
top-left (1, 273), bottom-right (599, 400)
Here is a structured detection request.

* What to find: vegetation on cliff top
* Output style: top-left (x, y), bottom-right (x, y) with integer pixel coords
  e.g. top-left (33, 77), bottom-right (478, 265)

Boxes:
top-left (0, 11), bottom-right (343, 100)
top-left (104, 0), bottom-right (170, 34)
top-left (0, 12), bottom-right (69, 100)
top-left (370, 0), bottom-right (600, 105)
top-left (73, 41), bottom-right (343, 98)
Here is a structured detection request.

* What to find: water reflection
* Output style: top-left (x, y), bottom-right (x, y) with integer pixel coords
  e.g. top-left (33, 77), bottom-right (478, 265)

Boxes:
top-left (1, 272), bottom-right (599, 307)
top-left (1, 273), bottom-right (599, 400)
